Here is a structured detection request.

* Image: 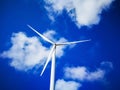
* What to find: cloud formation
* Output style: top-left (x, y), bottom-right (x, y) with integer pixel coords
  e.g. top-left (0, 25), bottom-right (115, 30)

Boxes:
top-left (55, 79), bottom-right (81, 90)
top-left (45, 0), bottom-right (114, 27)
top-left (55, 61), bottom-right (113, 90)
top-left (1, 30), bottom-right (68, 71)
top-left (64, 66), bottom-right (105, 81)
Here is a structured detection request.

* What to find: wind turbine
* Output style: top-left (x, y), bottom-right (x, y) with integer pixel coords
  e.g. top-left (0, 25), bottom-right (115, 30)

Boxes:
top-left (27, 25), bottom-right (90, 90)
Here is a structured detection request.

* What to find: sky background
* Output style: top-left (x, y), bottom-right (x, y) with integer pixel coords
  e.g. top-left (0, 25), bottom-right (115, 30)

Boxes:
top-left (0, 0), bottom-right (120, 90)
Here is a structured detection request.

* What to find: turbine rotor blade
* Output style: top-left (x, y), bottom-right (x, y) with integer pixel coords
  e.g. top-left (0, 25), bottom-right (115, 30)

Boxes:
top-left (40, 45), bottom-right (56, 76)
top-left (57, 39), bottom-right (91, 45)
top-left (27, 24), bottom-right (54, 44)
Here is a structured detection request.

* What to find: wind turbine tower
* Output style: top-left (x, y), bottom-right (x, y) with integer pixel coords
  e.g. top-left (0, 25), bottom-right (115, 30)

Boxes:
top-left (27, 25), bottom-right (90, 90)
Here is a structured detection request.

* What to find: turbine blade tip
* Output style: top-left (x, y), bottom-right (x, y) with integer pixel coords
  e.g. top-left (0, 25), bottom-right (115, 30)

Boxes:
top-left (40, 72), bottom-right (43, 76)
top-left (27, 24), bottom-right (32, 28)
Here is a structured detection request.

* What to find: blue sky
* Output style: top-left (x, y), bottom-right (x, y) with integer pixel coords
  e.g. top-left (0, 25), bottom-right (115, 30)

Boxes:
top-left (0, 0), bottom-right (120, 90)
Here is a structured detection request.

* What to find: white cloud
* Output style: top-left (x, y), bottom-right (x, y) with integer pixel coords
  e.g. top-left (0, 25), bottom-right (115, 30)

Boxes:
top-left (64, 66), bottom-right (105, 81)
top-left (55, 79), bottom-right (81, 90)
top-left (65, 66), bottom-right (87, 81)
top-left (100, 61), bottom-right (113, 71)
top-left (55, 61), bottom-right (113, 90)
top-left (45, 0), bottom-right (114, 27)
top-left (86, 69), bottom-right (105, 81)
top-left (1, 30), bottom-right (69, 71)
